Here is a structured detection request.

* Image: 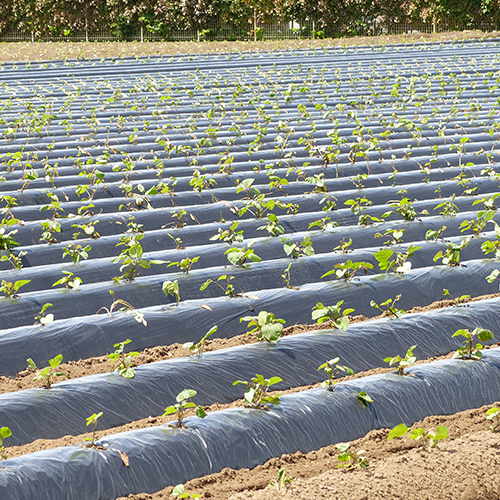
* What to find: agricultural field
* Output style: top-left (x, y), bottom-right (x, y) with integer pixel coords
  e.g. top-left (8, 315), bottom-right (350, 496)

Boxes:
top-left (0, 34), bottom-right (499, 499)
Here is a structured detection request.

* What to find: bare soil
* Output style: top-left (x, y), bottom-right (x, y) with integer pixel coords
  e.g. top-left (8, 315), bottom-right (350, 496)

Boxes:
top-left (117, 402), bottom-right (500, 500)
top-left (3, 292), bottom-right (498, 395)
top-left (0, 31), bottom-right (498, 63)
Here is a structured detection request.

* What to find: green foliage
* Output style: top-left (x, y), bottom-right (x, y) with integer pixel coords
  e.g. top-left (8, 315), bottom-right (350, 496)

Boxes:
top-left (370, 294), bottom-right (406, 318)
top-left (225, 244), bottom-right (261, 266)
top-left (0, 250), bottom-right (26, 270)
top-left (311, 300), bottom-right (354, 329)
top-left (282, 236), bottom-right (314, 259)
top-left (434, 195), bottom-right (458, 217)
top-left (52, 271), bottom-right (82, 289)
top-left (257, 213), bottom-right (284, 237)
top-left (34, 302), bottom-right (54, 326)
top-left (0, 279), bottom-right (30, 298)
top-left (387, 423), bottom-right (448, 449)
top-left (240, 311), bottom-right (285, 343)
top-left (84, 412), bottom-right (103, 448)
top-left (63, 243), bottom-right (91, 264)
top-left (384, 345), bottom-right (417, 375)
top-left (167, 256), bottom-right (200, 274)
top-left (163, 389), bottom-right (206, 428)
top-left (333, 238), bottom-right (353, 254)
top-left (374, 228), bottom-right (405, 246)
top-left (163, 280), bottom-right (181, 306)
top-left (210, 222), bottom-right (244, 244)
top-left (321, 260), bottom-right (373, 282)
top-left (425, 225), bottom-right (447, 241)
top-left (200, 275), bottom-right (238, 297)
top-left (183, 326), bottom-right (217, 357)
top-left (269, 468), bottom-right (293, 490)
top-left (27, 354), bottom-right (67, 389)
top-left (233, 374), bottom-right (282, 409)
top-left (318, 357), bottom-right (354, 391)
top-left (442, 288), bottom-right (470, 306)
top-left (383, 197), bottom-right (417, 221)
top-left (72, 219), bottom-right (100, 240)
top-left (0, 218), bottom-right (21, 251)
top-left (108, 339), bottom-right (140, 379)
top-left (354, 390), bottom-right (374, 407)
top-left (171, 484), bottom-right (202, 499)
top-left (486, 407), bottom-right (500, 432)
top-left (434, 238), bottom-right (470, 266)
top-left (374, 245), bottom-right (420, 274)
top-left (452, 327), bottom-right (494, 360)
top-left (0, 426), bottom-right (12, 460)
top-left (336, 442), bottom-right (369, 470)
top-left (40, 219), bottom-right (61, 244)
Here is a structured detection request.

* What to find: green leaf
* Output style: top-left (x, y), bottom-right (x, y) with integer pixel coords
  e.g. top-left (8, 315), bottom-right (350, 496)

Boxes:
top-left (49, 354), bottom-right (63, 368)
top-left (409, 428), bottom-right (425, 440)
top-left (163, 406), bottom-right (176, 416)
top-left (476, 328), bottom-right (494, 342)
top-left (177, 389), bottom-right (196, 402)
top-left (27, 358), bottom-right (37, 370)
top-left (387, 423), bottom-right (408, 440)
top-left (435, 425), bottom-right (448, 441)
top-left (261, 323), bottom-right (283, 342)
top-left (268, 376), bottom-right (282, 386)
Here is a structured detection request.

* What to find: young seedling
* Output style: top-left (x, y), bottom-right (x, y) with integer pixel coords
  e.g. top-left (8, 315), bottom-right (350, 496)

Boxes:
top-left (370, 294), bottom-right (406, 318)
top-left (84, 412), bottom-right (103, 448)
top-left (108, 339), bottom-right (140, 378)
top-left (387, 423), bottom-right (448, 449)
top-left (333, 237), bottom-right (353, 254)
top-left (486, 407), bottom-right (500, 432)
top-left (183, 326), bottom-right (217, 357)
top-left (318, 357), bottom-right (354, 391)
top-left (442, 288), bottom-right (470, 306)
top-left (433, 238), bottom-right (470, 266)
top-left (97, 290), bottom-right (146, 326)
top-left (321, 260), bottom-right (373, 282)
top-left (452, 327), bottom-right (494, 360)
top-left (34, 303), bottom-right (54, 326)
top-left (27, 354), bottom-right (67, 389)
top-left (311, 300), bottom-right (354, 330)
top-left (52, 271), bottom-right (82, 290)
top-left (353, 390), bottom-right (374, 407)
top-left (171, 484), bottom-right (201, 499)
top-left (281, 262), bottom-right (299, 289)
top-left (374, 228), bottom-right (405, 246)
top-left (336, 442), bottom-right (369, 470)
top-left (240, 311), bottom-right (286, 343)
top-left (0, 250), bottom-right (27, 270)
top-left (282, 236), bottom-right (315, 259)
top-left (225, 244), bottom-right (261, 266)
top-left (269, 468), bottom-right (293, 490)
top-left (0, 278), bottom-right (31, 298)
top-left (200, 275), bottom-right (239, 297)
top-left (486, 269), bottom-right (500, 290)
top-left (167, 256), bottom-right (200, 274)
top-left (162, 280), bottom-right (181, 306)
top-left (374, 245), bottom-right (420, 274)
top-left (233, 374), bottom-right (282, 409)
top-left (209, 221), bottom-right (244, 245)
top-left (425, 225), bottom-right (447, 241)
top-left (0, 427), bottom-right (11, 460)
top-left (163, 389), bottom-right (206, 428)
top-left (384, 345), bottom-right (417, 375)
top-left (63, 243), bottom-right (91, 264)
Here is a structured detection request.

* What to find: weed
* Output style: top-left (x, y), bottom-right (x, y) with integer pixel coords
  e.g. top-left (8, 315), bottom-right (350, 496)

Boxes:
top-left (452, 327), bottom-right (493, 360)
top-left (384, 345), bottom-right (417, 375)
top-left (108, 339), bottom-right (140, 378)
top-left (0, 279), bottom-right (30, 298)
top-left (442, 288), bottom-right (470, 306)
top-left (163, 389), bottom-right (206, 428)
top-left (27, 354), bottom-right (67, 389)
top-left (0, 427), bottom-right (11, 460)
top-left (370, 294), bottom-right (406, 318)
top-left (321, 260), bottom-right (373, 282)
top-left (318, 357), bottom-right (354, 390)
top-left (240, 311), bottom-right (285, 342)
top-left (387, 423), bottom-right (448, 449)
top-left (163, 280), bottom-right (181, 306)
top-left (270, 468), bottom-right (293, 490)
top-left (34, 303), bottom-right (54, 326)
top-left (84, 412), bottom-right (103, 448)
top-left (171, 484), bottom-right (201, 499)
top-left (183, 326), bottom-right (217, 356)
top-left (486, 407), bottom-right (500, 432)
top-left (336, 442), bottom-right (369, 470)
top-left (233, 374), bottom-right (282, 409)
top-left (312, 300), bottom-right (354, 329)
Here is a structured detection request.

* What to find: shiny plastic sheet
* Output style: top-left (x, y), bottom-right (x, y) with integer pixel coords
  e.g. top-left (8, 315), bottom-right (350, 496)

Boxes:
top-left (1, 349), bottom-right (500, 499)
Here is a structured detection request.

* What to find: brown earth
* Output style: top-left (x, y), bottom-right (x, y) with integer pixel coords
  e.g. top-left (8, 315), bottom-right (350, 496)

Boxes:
top-left (116, 402), bottom-right (500, 500)
top-left (3, 291), bottom-right (499, 395)
top-left (0, 30), bottom-right (498, 63)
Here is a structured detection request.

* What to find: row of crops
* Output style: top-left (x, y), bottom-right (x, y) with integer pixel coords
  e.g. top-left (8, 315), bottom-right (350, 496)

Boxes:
top-left (1, 39), bottom-right (500, 498)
